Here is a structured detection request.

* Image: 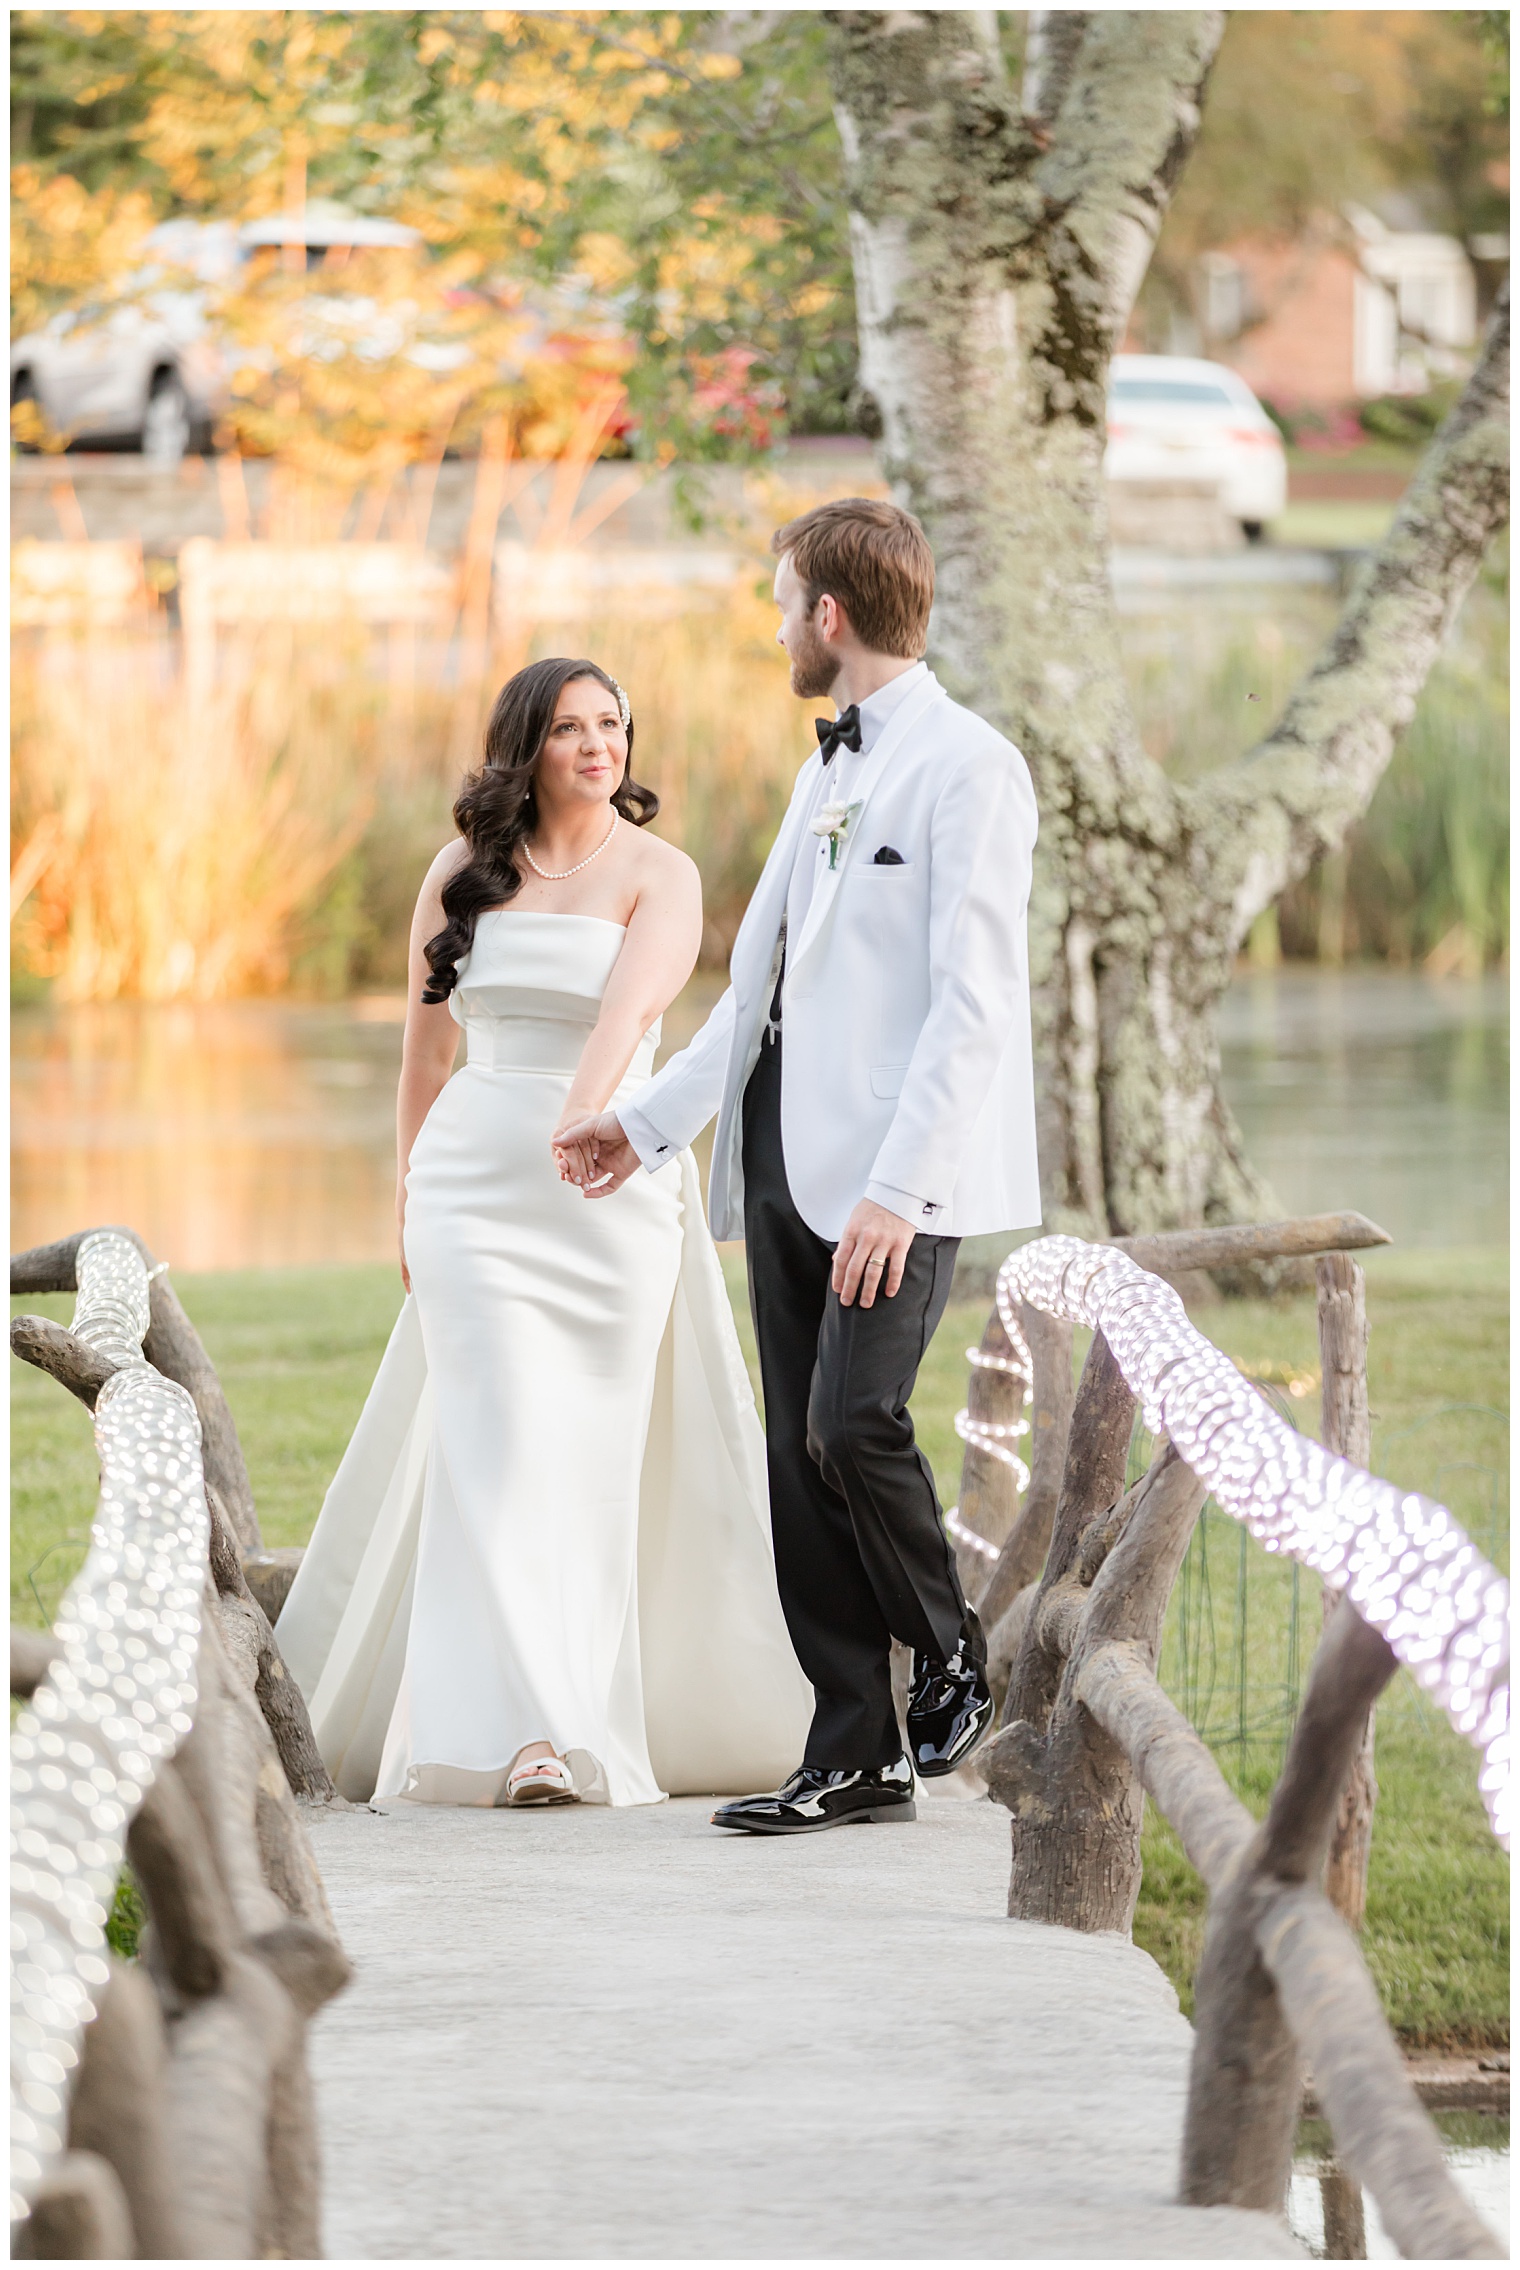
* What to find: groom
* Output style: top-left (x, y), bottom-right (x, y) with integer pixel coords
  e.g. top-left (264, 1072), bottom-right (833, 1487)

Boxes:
top-left (567, 498), bottom-right (1041, 1833)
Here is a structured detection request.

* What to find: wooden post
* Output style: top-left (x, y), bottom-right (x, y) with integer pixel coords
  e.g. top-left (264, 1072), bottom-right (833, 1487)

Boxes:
top-left (14, 2153), bottom-right (135, 2260)
top-left (1182, 1599), bottom-right (1398, 2218)
top-left (974, 1303), bottom-right (1075, 1630)
top-left (1319, 2164), bottom-right (1368, 2258)
top-left (12, 1232), bottom-right (350, 2253)
top-left (1001, 1331), bottom-right (1136, 1738)
top-left (986, 1445), bottom-right (1208, 1934)
top-left (1316, 1252), bottom-right (1377, 1930)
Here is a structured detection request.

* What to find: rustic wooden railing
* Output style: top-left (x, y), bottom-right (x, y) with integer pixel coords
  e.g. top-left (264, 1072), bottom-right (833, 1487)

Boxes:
top-left (950, 1216), bottom-right (1508, 2260)
top-left (10, 1228), bottom-right (347, 2257)
top-left (13, 1214), bottom-right (1505, 2255)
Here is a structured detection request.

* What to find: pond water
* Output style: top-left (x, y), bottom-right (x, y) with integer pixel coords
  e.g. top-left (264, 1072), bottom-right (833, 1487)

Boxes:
top-left (1218, 969), bottom-right (1507, 1249)
top-left (1289, 2110), bottom-right (1508, 2258)
top-left (10, 969), bottom-right (1505, 1270)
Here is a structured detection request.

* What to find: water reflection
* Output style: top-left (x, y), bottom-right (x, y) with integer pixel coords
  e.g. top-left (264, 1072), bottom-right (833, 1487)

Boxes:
top-left (1289, 2111), bottom-right (1508, 2258)
top-left (10, 970), bottom-right (1508, 1268)
top-left (12, 997), bottom-right (412, 1270)
top-left (1219, 970), bottom-right (1507, 1247)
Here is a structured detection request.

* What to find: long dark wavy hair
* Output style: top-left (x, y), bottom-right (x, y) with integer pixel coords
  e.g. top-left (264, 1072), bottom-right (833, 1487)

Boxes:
top-left (421, 657), bottom-right (658, 1004)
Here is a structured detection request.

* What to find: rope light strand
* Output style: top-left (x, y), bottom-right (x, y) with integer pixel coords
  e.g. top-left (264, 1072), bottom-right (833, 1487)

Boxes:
top-left (995, 1236), bottom-right (1510, 1846)
top-left (944, 1505), bottom-right (1003, 1562)
top-left (947, 1324), bottom-right (1034, 1554)
top-left (10, 1235), bottom-right (210, 2226)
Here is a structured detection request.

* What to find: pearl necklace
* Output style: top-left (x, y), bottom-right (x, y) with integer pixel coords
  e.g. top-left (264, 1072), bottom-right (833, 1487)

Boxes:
top-left (522, 811), bottom-right (618, 881)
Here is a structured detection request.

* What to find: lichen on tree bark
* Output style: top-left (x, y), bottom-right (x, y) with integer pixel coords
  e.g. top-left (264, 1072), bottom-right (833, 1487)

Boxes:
top-left (825, 8), bottom-right (1510, 1238)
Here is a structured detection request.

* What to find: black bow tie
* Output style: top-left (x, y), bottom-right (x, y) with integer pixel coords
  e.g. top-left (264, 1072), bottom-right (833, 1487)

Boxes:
top-left (815, 706), bottom-right (862, 765)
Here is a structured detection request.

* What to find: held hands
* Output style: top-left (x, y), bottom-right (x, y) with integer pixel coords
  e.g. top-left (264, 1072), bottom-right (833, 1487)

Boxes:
top-left (831, 1199), bottom-right (916, 1309)
top-left (552, 1110), bottom-right (641, 1197)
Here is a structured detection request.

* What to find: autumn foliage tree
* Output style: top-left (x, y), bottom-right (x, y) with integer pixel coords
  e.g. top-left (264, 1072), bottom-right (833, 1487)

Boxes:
top-left (10, 12), bottom-right (1511, 1225)
top-left (9, 10), bottom-right (850, 466)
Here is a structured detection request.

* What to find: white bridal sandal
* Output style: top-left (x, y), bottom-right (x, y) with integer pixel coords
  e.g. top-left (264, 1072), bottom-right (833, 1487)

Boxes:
top-left (505, 1752), bottom-right (580, 1807)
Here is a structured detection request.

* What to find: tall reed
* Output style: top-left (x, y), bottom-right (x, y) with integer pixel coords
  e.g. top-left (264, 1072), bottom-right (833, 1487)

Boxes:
top-left (1119, 567), bottom-right (1509, 970)
top-left (11, 582), bottom-right (808, 999)
top-left (12, 620), bottom-right (441, 1000)
top-left (1287, 582), bottom-right (1509, 971)
top-left (13, 562), bottom-right (1505, 1001)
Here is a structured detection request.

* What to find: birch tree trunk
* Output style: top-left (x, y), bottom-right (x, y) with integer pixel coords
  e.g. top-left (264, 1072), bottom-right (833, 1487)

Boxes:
top-left (826, 10), bottom-right (1510, 1239)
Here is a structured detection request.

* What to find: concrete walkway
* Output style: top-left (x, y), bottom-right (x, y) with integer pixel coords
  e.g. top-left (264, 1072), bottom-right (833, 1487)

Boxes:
top-left (306, 1795), bottom-right (1301, 2260)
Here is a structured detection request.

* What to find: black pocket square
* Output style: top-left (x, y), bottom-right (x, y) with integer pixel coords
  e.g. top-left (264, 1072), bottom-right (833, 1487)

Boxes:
top-left (872, 845), bottom-right (906, 865)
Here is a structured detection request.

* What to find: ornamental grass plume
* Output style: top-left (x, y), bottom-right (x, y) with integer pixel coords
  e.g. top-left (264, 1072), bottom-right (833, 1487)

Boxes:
top-left (11, 619), bottom-right (380, 1001)
top-left (13, 549), bottom-right (1506, 1002)
top-left (10, 562), bottom-right (808, 1001)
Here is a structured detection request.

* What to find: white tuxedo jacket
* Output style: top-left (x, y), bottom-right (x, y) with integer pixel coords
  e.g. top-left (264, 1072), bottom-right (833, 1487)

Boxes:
top-left (624, 668), bottom-right (1041, 1242)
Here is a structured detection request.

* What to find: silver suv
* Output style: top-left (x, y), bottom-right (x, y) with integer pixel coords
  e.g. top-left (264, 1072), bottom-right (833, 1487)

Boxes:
top-left (10, 204), bottom-right (419, 463)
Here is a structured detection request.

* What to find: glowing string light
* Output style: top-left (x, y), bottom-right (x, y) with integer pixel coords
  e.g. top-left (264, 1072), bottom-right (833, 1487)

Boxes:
top-left (946, 1321), bottom-right (1034, 1558)
top-left (991, 1236), bottom-right (1509, 1846)
top-left (10, 1234), bottom-right (210, 2226)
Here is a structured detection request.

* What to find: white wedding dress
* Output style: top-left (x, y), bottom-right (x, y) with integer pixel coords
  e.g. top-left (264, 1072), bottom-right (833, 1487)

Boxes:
top-left (276, 910), bottom-right (812, 1806)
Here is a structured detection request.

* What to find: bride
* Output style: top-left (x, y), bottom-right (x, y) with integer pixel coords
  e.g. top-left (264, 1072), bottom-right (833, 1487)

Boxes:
top-left (276, 658), bottom-right (811, 1808)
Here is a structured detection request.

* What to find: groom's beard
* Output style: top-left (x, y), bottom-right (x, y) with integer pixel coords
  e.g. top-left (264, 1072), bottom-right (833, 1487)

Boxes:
top-left (787, 612), bottom-right (840, 702)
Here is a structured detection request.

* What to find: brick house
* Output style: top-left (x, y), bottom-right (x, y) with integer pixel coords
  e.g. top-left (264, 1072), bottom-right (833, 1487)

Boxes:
top-left (1170, 202), bottom-right (1481, 413)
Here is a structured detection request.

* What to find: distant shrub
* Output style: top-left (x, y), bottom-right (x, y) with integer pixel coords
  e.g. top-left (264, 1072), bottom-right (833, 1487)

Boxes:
top-left (1359, 384), bottom-right (1463, 447)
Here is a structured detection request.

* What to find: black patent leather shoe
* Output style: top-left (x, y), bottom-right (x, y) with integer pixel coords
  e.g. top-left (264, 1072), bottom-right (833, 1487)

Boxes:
top-left (907, 1642), bottom-right (994, 1778)
top-left (711, 1756), bottom-right (916, 1835)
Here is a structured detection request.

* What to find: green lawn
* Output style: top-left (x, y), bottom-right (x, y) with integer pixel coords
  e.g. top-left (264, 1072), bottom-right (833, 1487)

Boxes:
top-left (1268, 501), bottom-right (1398, 549)
top-left (12, 1245), bottom-right (1507, 2043)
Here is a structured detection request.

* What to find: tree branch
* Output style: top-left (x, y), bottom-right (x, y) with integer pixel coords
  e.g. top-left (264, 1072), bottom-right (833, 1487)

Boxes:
top-left (974, 1304), bottom-right (1074, 1626)
top-left (205, 1489), bottom-right (337, 1805)
top-left (1194, 285), bottom-right (1510, 941)
top-left (1077, 1639), bottom-right (1254, 1887)
top-left (11, 1225), bottom-right (263, 1549)
top-left (10, 1313), bottom-right (117, 1409)
top-left (1022, 11), bottom-right (1088, 121)
top-left (1034, 11), bottom-right (1226, 344)
top-left (1113, 1209), bottom-right (1390, 1276)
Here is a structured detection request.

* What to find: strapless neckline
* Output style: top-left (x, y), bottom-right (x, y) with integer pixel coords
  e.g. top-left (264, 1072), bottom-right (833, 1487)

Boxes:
top-left (476, 909), bottom-right (628, 934)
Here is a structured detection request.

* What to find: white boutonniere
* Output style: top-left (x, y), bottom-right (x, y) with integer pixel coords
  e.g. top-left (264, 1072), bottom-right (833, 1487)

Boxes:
top-left (811, 798), bottom-right (861, 871)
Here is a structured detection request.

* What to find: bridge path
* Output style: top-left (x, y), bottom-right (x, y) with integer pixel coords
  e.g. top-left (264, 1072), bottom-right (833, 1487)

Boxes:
top-left (305, 1794), bottom-right (1302, 2260)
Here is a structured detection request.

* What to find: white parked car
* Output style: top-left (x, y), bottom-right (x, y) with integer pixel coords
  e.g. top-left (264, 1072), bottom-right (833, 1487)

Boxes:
top-left (11, 292), bottom-right (228, 464)
top-left (10, 204), bottom-right (421, 464)
top-left (1105, 354), bottom-right (1287, 539)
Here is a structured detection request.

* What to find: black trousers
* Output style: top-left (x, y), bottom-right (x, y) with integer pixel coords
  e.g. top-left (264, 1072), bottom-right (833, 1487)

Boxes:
top-left (741, 1025), bottom-right (970, 1768)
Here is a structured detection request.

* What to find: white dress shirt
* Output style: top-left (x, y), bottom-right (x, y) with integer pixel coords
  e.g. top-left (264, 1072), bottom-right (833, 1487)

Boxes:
top-left (787, 661), bottom-right (928, 953)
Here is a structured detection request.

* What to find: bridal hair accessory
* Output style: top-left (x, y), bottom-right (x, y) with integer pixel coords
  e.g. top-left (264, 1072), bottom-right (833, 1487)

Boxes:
top-left (611, 679), bottom-right (631, 729)
top-left (523, 811), bottom-right (619, 881)
top-left (811, 798), bottom-right (861, 871)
